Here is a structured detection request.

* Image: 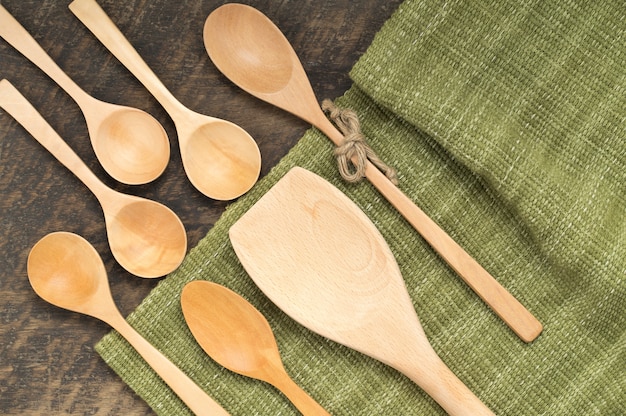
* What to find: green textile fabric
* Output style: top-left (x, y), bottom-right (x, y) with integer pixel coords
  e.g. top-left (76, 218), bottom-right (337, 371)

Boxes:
top-left (96, 0), bottom-right (625, 414)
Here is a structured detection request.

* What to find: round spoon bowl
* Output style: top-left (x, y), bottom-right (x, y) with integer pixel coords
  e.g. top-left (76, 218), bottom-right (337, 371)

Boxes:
top-left (27, 232), bottom-right (106, 314)
top-left (105, 197), bottom-right (187, 278)
top-left (93, 106), bottom-right (170, 185)
top-left (183, 119), bottom-right (261, 200)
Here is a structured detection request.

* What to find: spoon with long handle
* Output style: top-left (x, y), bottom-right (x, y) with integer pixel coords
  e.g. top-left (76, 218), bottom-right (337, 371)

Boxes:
top-left (0, 4), bottom-right (169, 185)
top-left (68, 0), bottom-right (260, 201)
top-left (204, 3), bottom-right (542, 343)
top-left (181, 281), bottom-right (331, 416)
top-left (0, 80), bottom-right (186, 278)
top-left (27, 232), bottom-right (229, 416)
top-left (230, 167), bottom-right (494, 416)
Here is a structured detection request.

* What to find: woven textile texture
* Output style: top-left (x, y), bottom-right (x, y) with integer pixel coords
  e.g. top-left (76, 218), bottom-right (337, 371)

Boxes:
top-left (97, 0), bottom-right (625, 414)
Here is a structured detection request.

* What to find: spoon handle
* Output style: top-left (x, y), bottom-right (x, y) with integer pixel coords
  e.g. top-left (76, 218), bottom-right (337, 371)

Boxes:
top-left (0, 80), bottom-right (107, 196)
top-left (0, 5), bottom-right (88, 103)
top-left (316, 114), bottom-right (543, 343)
top-left (107, 312), bottom-right (230, 416)
top-left (366, 158), bottom-right (542, 343)
top-left (68, 0), bottom-right (185, 118)
top-left (270, 371), bottom-right (331, 416)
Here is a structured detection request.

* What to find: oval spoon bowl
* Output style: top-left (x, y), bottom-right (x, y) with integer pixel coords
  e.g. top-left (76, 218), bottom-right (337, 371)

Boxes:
top-left (181, 281), bottom-right (330, 415)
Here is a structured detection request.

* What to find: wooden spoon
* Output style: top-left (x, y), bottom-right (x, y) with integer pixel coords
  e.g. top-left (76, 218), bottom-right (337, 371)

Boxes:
top-left (0, 4), bottom-right (169, 186)
top-left (229, 167), bottom-right (494, 415)
top-left (0, 80), bottom-right (186, 278)
top-left (68, 0), bottom-right (261, 201)
top-left (204, 3), bottom-right (542, 342)
top-left (181, 281), bottom-right (331, 416)
top-left (27, 232), bottom-right (229, 416)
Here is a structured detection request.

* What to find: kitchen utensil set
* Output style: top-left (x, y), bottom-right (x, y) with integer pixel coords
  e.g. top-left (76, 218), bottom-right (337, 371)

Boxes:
top-left (1, 2), bottom-right (543, 414)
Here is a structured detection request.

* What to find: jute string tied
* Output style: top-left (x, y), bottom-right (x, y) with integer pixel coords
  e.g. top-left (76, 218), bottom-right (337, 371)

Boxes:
top-left (322, 99), bottom-right (399, 186)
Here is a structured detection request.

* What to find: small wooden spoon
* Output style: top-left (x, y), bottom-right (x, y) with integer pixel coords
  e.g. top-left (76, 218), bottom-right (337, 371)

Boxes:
top-left (69, 0), bottom-right (261, 201)
top-left (181, 281), bottom-right (331, 416)
top-left (27, 232), bottom-right (229, 416)
top-left (0, 80), bottom-right (186, 278)
top-left (204, 3), bottom-right (542, 342)
top-left (230, 167), bottom-right (494, 415)
top-left (0, 4), bottom-right (169, 185)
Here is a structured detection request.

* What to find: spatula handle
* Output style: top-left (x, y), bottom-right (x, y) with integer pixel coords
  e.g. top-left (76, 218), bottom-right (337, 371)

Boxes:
top-left (317, 114), bottom-right (543, 343)
top-left (401, 353), bottom-right (495, 416)
top-left (109, 313), bottom-right (230, 416)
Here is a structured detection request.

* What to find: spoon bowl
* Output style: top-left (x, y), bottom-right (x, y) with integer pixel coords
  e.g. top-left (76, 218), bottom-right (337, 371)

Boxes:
top-left (90, 106), bottom-right (169, 184)
top-left (0, 4), bottom-right (170, 185)
top-left (181, 281), bottom-right (330, 416)
top-left (0, 80), bottom-right (186, 278)
top-left (102, 197), bottom-right (187, 278)
top-left (27, 232), bottom-right (228, 416)
top-left (28, 232), bottom-right (105, 314)
top-left (205, 3), bottom-right (542, 342)
top-left (229, 167), bottom-right (494, 415)
top-left (205, 11), bottom-right (293, 95)
top-left (180, 118), bottom-right (263, 200)
top-left (69, 0), bottom-right (261, 200)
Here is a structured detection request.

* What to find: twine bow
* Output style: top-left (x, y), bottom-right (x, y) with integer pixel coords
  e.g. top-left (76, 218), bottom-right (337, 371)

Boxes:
top-left (322, 99), bottom-right (398, 185)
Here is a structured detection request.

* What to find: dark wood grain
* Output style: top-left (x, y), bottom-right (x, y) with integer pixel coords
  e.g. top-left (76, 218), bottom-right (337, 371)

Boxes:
top-left (0, 0), bottom-right (401, 414)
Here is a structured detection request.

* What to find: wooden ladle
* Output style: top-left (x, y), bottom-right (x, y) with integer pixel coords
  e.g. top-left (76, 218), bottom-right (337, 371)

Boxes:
top-left (0, 80), bottom-right (186, 278)
top-left (229, 167), bottom-right (494, 415)
top-left (0, 4), bottom-right (169, 186)
top-left (181, 281), bottom-right (331, 416)
top-left (205, 3), bottom-right (542, 342)
top-left (27, 232), bottom-right (229, 416)
top-left (69, 0), bottom-right (261, 201)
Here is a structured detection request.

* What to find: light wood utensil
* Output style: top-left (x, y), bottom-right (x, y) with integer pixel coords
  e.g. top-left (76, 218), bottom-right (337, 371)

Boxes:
top-left (68, 0), bottom-right (261, 201)
top-left (0, 80), bottom-right (186, 278)
top-left (27, 232), bottom-right (229, 416)
top-left (229, 167), bottom-right (494, 415)
top-left (181, 281), bottom-right (331, 416)
top-left (0, 4), bottom-right (169, 185)
top-left (204, 4), bottom-right (542, 342)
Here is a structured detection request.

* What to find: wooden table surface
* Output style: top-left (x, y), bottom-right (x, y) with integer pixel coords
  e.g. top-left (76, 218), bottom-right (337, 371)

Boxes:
top-left (0, 0), bottom-right (401, 414)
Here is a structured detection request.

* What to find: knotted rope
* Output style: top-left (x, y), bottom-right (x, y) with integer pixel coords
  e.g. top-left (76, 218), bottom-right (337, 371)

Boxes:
top-left (322, 99), bottom-right (398, 185)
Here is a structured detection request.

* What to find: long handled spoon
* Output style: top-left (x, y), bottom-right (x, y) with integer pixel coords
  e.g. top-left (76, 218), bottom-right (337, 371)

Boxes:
top-left (204, 3), bottom-right (542, 342)
top-left (0, 80), bottom-right (186, 278)
top-left (0, 4), bottom-right (169, 185)
top-left (27, 232), bottom-right (229, 416)
top-left (181, 281), bottom-right (331, 416)
top-left (230, 167), bottom-right (494, 416)
top-left (68, 0), bottom-right (261, 201)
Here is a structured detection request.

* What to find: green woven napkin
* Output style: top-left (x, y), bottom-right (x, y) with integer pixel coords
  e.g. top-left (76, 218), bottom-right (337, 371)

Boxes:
top-left (97, 0), bottom-right (625, 414)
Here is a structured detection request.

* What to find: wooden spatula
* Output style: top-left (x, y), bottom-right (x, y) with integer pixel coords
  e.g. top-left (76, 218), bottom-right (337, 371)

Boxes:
top-left (229, 167), bottom-right (494, 415)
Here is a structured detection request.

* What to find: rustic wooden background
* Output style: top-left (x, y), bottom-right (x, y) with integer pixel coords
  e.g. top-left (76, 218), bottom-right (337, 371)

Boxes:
top-left (0, 0), bottom-right (401, 414)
